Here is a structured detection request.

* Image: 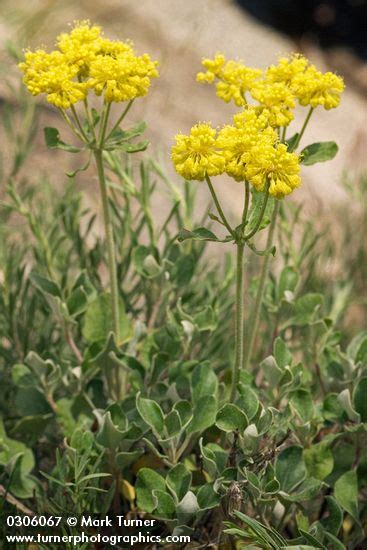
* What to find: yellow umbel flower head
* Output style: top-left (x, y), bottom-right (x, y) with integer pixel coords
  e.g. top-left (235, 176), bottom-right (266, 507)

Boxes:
top-left (217, 107), bottom-right (277, 181)
top-left (245, 142), bottom-right (300, 199)
top-left (266, 54), bottom-right (309, 86)
top-left (18, 49), bottom-right (87, 108)
top-left (250, 81), bottom-right (295, 127)
top-left (57, 21), bottom-right (102, 75)
top-left (87, 50), bottom-right (158, 103)
top-left (292, 65), bottom-right (345, 109)
top-left (172, 123), bottom-right (225, 181)
top-left (18, 22), bottom-right (158, 109)
top-left (197, 54), bottom-right (262, 106)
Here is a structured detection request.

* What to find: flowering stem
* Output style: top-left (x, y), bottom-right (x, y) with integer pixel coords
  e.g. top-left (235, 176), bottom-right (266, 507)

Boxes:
top-left (281, 126), bottom-right (287, 143)
top-left (244, 183), bottom-right (270, 240)
top-left (93, 148), bottom-right (120, 343)
top-left (205, 175), bottom-right (235, 238)
top-left (231, 242), bottom-right (245, 401)
top-left (99, 102), bottom-right (112, 146)
top-left (241, 181), bottom-right (250, 231)
top-left (59, 109), bottom-right (85, 142)
top-left (293, 106), bottom-right (314, 151)
top-left (244, 199), bottom-right (279, 370)
top-left (70, 105), bottom-right (88, 142)
top-left (106, 99), bottom-right (134, 142)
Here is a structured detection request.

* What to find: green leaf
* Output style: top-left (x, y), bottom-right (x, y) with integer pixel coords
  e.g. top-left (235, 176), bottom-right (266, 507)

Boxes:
top-left (337, 389), bottom-right (360, 422)
top-left (334, 470), bottom-right (359, 522)
top-left (82, 293), bottom-right (132, 344)
top-left (278, 266), bottom-right (299, 300)
top-left (96, 411), bottom-right (125, 449)
top-left (300, 141), bottom-right (338, 165)
top-left (176, 491), bottom-right (199, 523)
top-left (29, 272), bottom-right (61, 298)
top-left (166, 464), bottom-right (192, 502)
top-left (353, 377), bottom-right (367, 422)
top-left (237, 384), bottom-right (259, 420)
top-left (115, 450), bottom-right (144, 469)
top-left (304, 442), bottom-right (333, 480)
top-left (320, 496), bottom-right (343, 536)
top-left (44, 127), bottom-right (80, 153)
top-left (288, 293), bottom-right (323, 327)
top-left (323, 531), bottom-right (346, 550)
top-left (136, 468), bottom-right (166, 513)
top-left (197, 484), bottom-right (221, 510)
top-left (164, 410), bottom-right (182, 438)
top-left (291, 390), bottom-right (315, 422)
top-left (246, 188), bottom-right (275, 234)
top-left (274, 337), bottom-right (292, 368)
top-left (284, 478), bottom-right (323, 502)
top-left (191, 363), bottom-right (218, 402)
top-left (66, 286), bottom-right (89, 317)
top-left (275, 446), bottom-right (306, 493)
top-left (347, 332), bottom-right (367, 363)
top-left (105, 140), bottom-right (149, 153)
top-left (298, 529), bottom-right (326, 549)
top-left (136, 394), bottom-right (164, 435)
top-left (152, 490), bottom-right (176, 519)
top-left (285, 132), bottom-right (299, 151)
top-left (187, 395), bottom-right (217, 433)
top-left (215, 403), bottom-right (248, 432)
top-left (132, 246), bottom-right (162, 278)
top-left (173, 401), bottom-right (193, 429)
top-left (322, 393), bottom-right (345, 422)
top-left (108, 121), bottom-right (147, 142)
top-left (177, 227), bottom-right (221, 242)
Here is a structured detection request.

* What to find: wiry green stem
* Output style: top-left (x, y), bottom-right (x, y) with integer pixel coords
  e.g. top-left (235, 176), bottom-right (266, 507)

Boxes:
top-left (94, 149), bottom-right (120, 343)
top-left (205, 175), bottom-right (235, 237)
top-left (244, 200), bottom-right (279, 370)
top-left (231, 242), bottom-right (245, 401)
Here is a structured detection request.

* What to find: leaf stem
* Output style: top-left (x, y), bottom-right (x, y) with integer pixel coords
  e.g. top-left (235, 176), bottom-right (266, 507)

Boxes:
top-left (205, 175), bottom-right (235, 238)
top-left (244, 200), bottom-right (279, 370)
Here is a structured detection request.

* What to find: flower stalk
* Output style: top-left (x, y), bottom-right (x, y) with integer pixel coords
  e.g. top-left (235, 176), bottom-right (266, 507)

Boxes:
top-left (93, 147), bottom-right (120, 342)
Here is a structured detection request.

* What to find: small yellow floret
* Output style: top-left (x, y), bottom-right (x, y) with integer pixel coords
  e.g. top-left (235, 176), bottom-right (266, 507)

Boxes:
top-left (292, 65), bottom-right (345, 109)
top-left (57, 21), bottom-right (102, 74)
top-left (245, 143), bottom-right (300, 198)
top-left (197, 54), bottom-right (262, 106)
top-left (87, 50), bottom-right (158, 102)
top-left (18, 49), bottom-right (87, 108)
top-left (217, 107), bottom-right (277, 181)
top-left (266, 54), bottom-right (309, 86)
top-left (172, 123), bottom-right (225, 181)
top-left (250, 81), bottom-right (295, 127)
top-left (18, 21), bottom-right (158, 108)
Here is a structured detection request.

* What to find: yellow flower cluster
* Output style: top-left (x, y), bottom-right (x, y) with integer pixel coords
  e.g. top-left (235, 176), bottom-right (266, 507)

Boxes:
top-left (172, 107), bottom-right (300, 198)
top-left (197, 52), bottom-right (344, 122)
top-left (171, 123), bottom-right (225, 181)
top-left (18, 21), bottom-right (158, 109)
top-left (174, 52), bottom-right (344, 199)
top-left (197, 53), bottom-right (262, 106)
